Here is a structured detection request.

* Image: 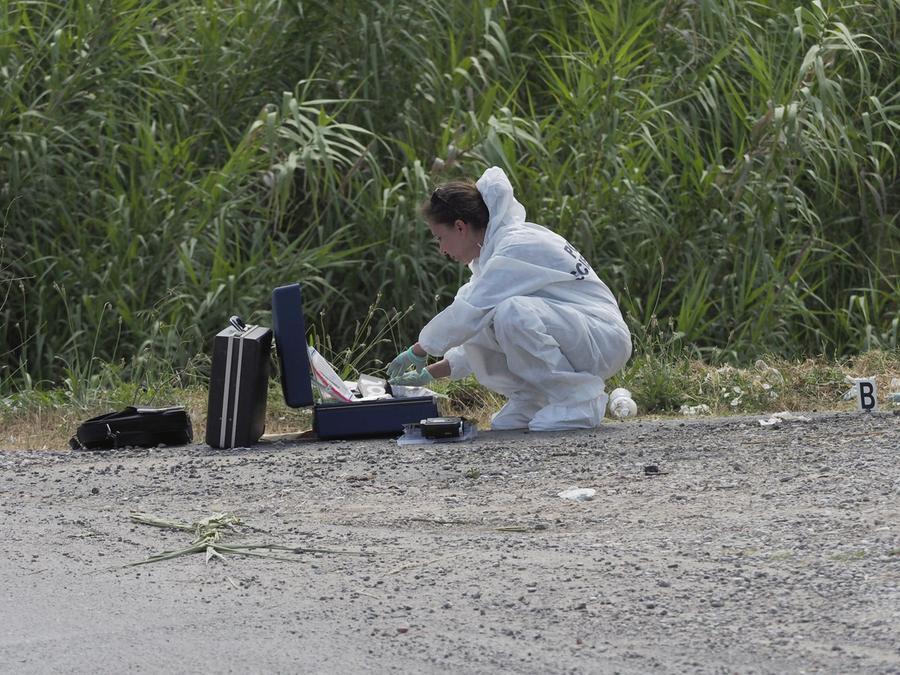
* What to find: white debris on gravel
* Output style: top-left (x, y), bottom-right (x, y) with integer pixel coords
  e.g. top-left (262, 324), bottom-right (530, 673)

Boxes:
top-left (759, 411), bottom-right (813, 427)
top-left (557, 487), bottom-right (596, 501)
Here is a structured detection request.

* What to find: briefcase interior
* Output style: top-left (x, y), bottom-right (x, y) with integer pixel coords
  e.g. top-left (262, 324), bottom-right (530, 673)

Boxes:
top-left (272, 283), bottom-right (439, 440)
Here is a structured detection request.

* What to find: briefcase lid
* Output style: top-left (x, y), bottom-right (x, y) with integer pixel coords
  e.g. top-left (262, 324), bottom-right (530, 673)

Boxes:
top-left (272, 283), bottom-right (315, 408)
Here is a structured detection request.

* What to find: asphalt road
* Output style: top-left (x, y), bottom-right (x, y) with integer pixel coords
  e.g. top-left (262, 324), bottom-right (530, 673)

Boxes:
top-left (2, 411), bottom-right (898, 674)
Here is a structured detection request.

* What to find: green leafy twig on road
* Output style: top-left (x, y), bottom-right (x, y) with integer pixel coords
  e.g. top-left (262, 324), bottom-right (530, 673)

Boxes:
top-left (126, 512), bottom-right (374, 567)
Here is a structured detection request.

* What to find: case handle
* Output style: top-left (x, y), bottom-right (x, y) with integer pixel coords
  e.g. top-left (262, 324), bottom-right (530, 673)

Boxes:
top-left (229, 315), bottom-right (247, 332)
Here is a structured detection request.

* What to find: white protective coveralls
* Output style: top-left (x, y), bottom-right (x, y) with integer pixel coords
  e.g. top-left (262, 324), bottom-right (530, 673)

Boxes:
top-left (417, 166), bottom-right (632, 431)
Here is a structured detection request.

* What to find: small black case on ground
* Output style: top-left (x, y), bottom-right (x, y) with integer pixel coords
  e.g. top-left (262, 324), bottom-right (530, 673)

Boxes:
top-left (70, 406), bottom-right (193, 450)
top-left (272, 283), bottom-right (440, 440)
top-left (205, 317), bottom-right (272, 448)
top-left (420, 416), bottom-right (464, 439)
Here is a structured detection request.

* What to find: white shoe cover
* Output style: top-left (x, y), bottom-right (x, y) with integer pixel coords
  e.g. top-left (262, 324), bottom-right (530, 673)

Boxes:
top-left (490, 398), bottom-right (543, 430)
top-left (528, 395), bottom-right (608, 432)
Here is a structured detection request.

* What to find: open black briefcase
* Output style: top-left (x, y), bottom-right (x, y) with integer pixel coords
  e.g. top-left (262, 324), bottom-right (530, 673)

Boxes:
top-left (271, 283), bottom-right (440, 440)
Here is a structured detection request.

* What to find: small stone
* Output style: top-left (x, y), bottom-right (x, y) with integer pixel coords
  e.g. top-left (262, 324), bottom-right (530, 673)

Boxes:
top-left (396, 623), bottom-right (409, 634)
top-left (91, 487), bottom-right (99, 495)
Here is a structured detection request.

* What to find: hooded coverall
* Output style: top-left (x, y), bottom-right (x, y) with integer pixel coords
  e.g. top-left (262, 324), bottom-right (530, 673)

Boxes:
top-left (417, 166), bottom-right (632, 431)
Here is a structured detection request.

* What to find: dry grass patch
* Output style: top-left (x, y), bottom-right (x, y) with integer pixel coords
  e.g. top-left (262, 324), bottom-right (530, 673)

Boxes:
top-left (629, 350), bottom-right (900, 416)
top-left (2, 350), bottom-right (897, 450)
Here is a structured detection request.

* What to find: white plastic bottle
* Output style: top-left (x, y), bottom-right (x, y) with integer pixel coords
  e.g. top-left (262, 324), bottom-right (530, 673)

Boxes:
top-left (608, 387), bottom-right (638, 418)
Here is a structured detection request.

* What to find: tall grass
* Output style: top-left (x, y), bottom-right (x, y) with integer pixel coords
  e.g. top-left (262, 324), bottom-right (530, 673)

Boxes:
top-left (1, 0), bottom-right (897, 394)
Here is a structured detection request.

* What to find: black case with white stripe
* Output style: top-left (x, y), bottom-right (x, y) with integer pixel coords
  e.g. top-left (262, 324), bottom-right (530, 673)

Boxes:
top-left (205, 321), bottom-right (272, 448)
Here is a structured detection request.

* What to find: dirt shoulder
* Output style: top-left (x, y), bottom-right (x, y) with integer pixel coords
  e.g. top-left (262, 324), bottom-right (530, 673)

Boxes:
top-left (2, 411), bottom-right (898, 673)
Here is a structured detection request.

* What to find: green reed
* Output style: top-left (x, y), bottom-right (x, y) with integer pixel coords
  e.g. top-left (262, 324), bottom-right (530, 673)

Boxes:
top-left (1, 0), bottom-right (896, 394)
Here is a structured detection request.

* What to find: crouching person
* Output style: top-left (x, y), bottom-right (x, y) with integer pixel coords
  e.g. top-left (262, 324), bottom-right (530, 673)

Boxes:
top-left (387, 166), bottom-right (631, 431)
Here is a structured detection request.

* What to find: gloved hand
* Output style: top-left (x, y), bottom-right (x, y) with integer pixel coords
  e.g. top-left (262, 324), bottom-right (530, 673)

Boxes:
top-left (389, 368), bottom-right (434, 387)
top-left (386, 346), bottom-right (427, 379)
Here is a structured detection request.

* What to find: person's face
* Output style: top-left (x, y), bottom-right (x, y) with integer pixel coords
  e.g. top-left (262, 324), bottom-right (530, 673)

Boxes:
top-left (428, 219), bottom-right (482, 265)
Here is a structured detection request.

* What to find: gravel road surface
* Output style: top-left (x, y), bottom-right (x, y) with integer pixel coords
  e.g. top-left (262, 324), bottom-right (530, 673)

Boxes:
top-left (2, 411), bottom-right (898, 674)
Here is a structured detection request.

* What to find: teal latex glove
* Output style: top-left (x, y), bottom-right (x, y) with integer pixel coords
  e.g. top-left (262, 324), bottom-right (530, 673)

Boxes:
top-left (390, 368), bottom-right (434, 387)
top-left (386, 346), bottom-right (427, 379)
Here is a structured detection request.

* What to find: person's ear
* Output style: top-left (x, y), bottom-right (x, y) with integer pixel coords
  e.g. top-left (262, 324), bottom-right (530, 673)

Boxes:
top-left (455, 218), bottom-right (466, 233)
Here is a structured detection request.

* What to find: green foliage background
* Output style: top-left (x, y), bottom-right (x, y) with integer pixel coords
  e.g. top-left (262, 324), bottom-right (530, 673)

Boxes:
top-left (2, 0), bottom-right (898, 393)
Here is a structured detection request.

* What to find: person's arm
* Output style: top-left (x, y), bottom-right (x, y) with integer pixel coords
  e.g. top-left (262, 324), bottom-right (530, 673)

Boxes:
top-left (425, 358), bottom-right (450, 379)
top-left (388, 355), bottom-right (449, 386)
top-left (413, 345), bottom-right (460, 380)
top-left (418, 254), bottom-right (574, 356)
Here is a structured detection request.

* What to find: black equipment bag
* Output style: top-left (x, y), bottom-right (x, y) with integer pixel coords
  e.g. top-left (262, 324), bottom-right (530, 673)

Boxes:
top-left (271, 283), bottom-right (440, 440)
top-left (70, 406), bottom-right (193, 451)
top-left (205, 316), bottom-right (272, 448)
